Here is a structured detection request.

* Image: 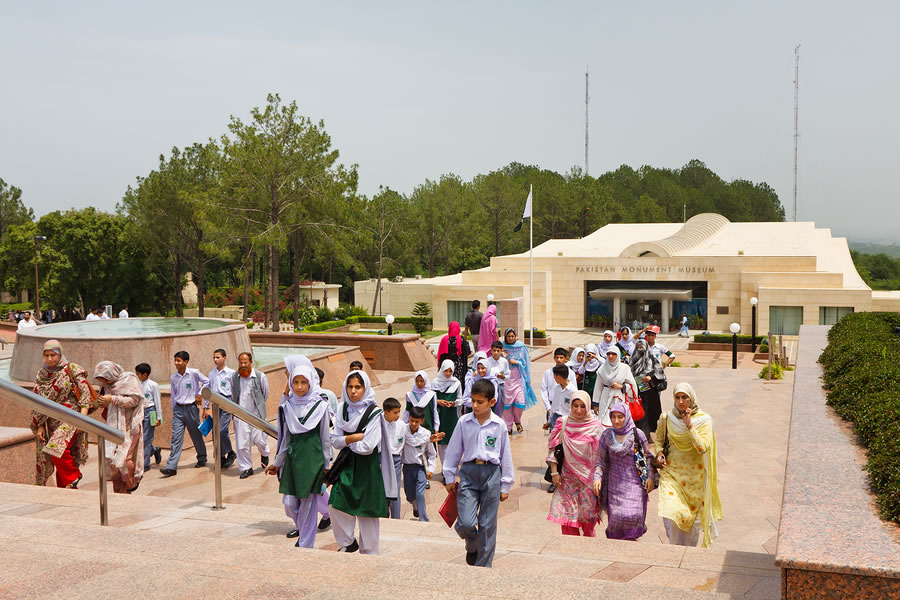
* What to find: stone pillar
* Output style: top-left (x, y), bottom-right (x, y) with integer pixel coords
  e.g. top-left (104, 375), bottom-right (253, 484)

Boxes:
top-left (612, 296), bottom-right (621, 330)
top-left (662, 298), bottom-right (670, 333)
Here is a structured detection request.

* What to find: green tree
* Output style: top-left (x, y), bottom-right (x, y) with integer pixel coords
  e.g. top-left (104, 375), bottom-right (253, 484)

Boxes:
top-left (0, 178), bottom-right (34, 240)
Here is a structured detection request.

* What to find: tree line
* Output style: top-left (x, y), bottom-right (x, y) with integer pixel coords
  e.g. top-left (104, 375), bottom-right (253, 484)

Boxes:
top-left (0, 93), bottom-right (787, 323)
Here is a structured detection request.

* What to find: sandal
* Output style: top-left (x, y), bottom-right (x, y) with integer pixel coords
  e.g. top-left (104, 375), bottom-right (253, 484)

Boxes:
top-left (66, 474), bottom-right (83, 490)
top-left (516, 424), bottom-right (524, 433)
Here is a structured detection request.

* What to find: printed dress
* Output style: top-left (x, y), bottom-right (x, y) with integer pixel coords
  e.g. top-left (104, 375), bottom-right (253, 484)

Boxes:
top-left (594, 428), bottom-right (655, 540)
top-left (546, 418), bottom-right (602, 530)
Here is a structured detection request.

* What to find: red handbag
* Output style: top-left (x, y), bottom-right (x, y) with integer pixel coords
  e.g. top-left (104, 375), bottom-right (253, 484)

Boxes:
top-left (623, 382), bottom-right (644, 421)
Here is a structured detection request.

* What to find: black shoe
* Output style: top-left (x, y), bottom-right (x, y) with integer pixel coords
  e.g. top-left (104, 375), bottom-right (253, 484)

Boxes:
top-left (547, 483), bottom-right (557, 493)
top-left (413, 506), bottom-right (419, 519)
top-left (339, 539), bottom-right (359, 553)
top-left (286, 529), bottom-right (299, 538)
top-left (425, 482), bottom-right (431, 489)
top-left (466, 550), bottom-right (478, 566)
top-left (239, 469), bottom-right (254, 479)
top-left (317, 517), bottom-right (331, 532)
top-left (222, 451), bottom-right (236, 469)
top-left (195, 459), bottom-right (207, 468)
top-left (260, 455), bottom-right (269, 468)
top-left (126, 480), bottom-right (141, 493)
top-left (160, 469), bottom-right (177, 477)
top-left (153, 447), bottom-right (162, 465)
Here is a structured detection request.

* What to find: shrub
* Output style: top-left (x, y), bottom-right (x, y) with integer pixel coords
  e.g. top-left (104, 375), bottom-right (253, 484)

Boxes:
top-left (411, 302), bottom-right (432, 335)
top-left (302, 319), bottom-right (347, 332)
top-left (693, 334), bottom-right (765, 344)
top-left (316, 307), bottom-right (334, 323)
top-left (758, 363), bottom-right (785, 380)
top-left (1, 302), bottom-right (34, 319)
top-left (818, 311), bottom-right (900, 524)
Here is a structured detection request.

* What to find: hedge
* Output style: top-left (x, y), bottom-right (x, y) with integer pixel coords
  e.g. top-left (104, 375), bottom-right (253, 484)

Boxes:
top-left (818, 312), bottom-right (900, 525)
top-left (1, 302), bottom-right (34, 316)
top-left (693, 334), bottom-right (765, 344)
top-left (301, 319), bottom-right (346, 332)
top-left (345, 316), bottom-right (432, 326)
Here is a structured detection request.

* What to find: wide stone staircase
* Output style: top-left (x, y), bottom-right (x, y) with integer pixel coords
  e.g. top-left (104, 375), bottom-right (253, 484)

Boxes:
top-left (0, 482), bottom-right (779, 599)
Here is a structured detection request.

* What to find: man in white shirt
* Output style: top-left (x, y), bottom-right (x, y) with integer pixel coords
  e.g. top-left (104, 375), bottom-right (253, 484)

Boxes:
top-left (16, 311), bottom-right (38, 332)
top-left (99, 308), bottom-right (111, 320)
top-left (207, 348), bottom-right (237, 469)
top-left (118, 305), bottom-right (129, 319)
top-left (85, 308), bottom-right (101, 321)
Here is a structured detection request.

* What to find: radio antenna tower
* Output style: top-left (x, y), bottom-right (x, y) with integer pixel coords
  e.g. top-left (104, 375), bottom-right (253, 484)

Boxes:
top-left (585, 68), bottom-right (590, 175)
top-left (793, 45), bottom-right (800, 221)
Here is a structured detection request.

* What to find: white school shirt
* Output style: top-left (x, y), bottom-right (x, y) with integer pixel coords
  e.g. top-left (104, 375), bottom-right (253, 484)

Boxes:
top-left (384, 417), bottom-right (405, 456)
top-left (550, 381), bottom-right (578, 418)
top-left (484, 356), bottom-right (509, 384)
top-left (649, 343), bottom-right (675, 362)
top-left (119, 309), bottom-right (129, 319)
top-left (401, 425), bottom-right (436, 472)
top-left (441, 412), bottom-right (515, 494)
top-left (540, 366), bottom-right (577, 410)
top-left (141, 378), bottom-right (162, 415)
top-left (208, 366), bottom-right (236, 399)
top-left (85, 313), bottom-right (100, 321)
top-left (100, 312), bottom-right (110, 320)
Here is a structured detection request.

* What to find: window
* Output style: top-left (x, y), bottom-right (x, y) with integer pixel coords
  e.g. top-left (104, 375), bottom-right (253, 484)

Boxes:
top-left (769, 306), bottom-right (803, 335)
top-left (819, 306), bottom-right (853, 326)
top-left (447, 301), bottom-right (470, 328)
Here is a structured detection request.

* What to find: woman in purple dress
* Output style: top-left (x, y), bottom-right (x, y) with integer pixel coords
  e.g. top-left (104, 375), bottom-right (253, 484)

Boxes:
top-left (592, 402), bottom-right (657, 540)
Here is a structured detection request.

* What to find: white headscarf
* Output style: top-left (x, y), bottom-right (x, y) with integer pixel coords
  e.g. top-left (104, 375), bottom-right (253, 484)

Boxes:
top-left (599, 330), bottom-right (616, 354)
top-left (286, 365), bottom-right (321, 406)
top-left (407, 369), bottom-right (437, 409)
top-left (410, 370), bottom-right (431, 398)
top-left (284, 354), bottom-right (320, 388)
top-left (280, 365), bottom-right (329, 435)
top-left (597, 346), bottom-right (627, 386)
top-left (567, 347), bottom-right (585, 373)
top-left (583, 343), bottom-right (603, 373)
top-left (431, 359), bottom-right (461, 394)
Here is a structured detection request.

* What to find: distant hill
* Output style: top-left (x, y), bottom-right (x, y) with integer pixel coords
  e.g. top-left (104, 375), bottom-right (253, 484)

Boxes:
top-left (849, 242), bottom-right (900, 258)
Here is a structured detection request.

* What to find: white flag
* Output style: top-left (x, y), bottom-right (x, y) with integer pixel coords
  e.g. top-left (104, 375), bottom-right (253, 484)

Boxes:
top-left (522, 184), bottom-right (532, 219)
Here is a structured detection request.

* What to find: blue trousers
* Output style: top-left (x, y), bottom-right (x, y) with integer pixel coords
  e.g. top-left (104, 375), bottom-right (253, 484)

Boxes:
top-left (166, 403), bottom-right (207, 471)
top-left (388, 454), bottom-right (402, 519)
top-left (402, 463), bottom-right (429, 522)
top-left (216, 407), bottom-right (234, 459)
top-left (455, 462), bottom-right (501, 567)
top-left (492, 385), bottom-right (505, 416)
top-left (142, 405), bottom-right (159, 470)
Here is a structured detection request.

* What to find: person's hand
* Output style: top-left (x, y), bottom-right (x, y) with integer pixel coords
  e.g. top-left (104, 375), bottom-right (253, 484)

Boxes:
top-left (644, 478), bottom-right (655, 493)
top-left (551, 472), bottom-right (560, 486)
top-left (264, 464), bottom-right (278, 476)
top-left (509, 359), bottom-right (518, 366)
top-left (345, 433), bottom-right (365, 444)
top-left (542, 421), bottom-right (550, 431)
top-left (592, 480), bottom-right (602, 496)
top-left (592, 406), bottom-right (599, 415)
top-left (201, 407), bottom-right (208, 422)
top-left (611, 382), bottom-right (623, 390)
top-left (497, 373), bottom-right (505, 379)
top-left (36, 427), bottom-right (47, 443)
top-left (655, 452), bottom-right (668, 468)
top-left (500, 493), bottom-right (509, 502)
top-left (643, 375), bottom-right (651, 383)
top-left (445, 481), bottom-right (458, 493)
top-left (194, 394), bottom-right (202, 405)
top-left (681, 412), bottom-right (692, 429)
top-left (429, 432), bottom-right (445, 443)
top-left (426, 471), bottom-right (433, 480)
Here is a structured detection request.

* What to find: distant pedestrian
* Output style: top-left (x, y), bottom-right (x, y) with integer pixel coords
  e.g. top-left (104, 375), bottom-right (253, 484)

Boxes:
top-left (17, 311), bottom-right (37, 332)
top-left (464, 300), bottom-right (483, 352)
top-left (438, 321), bottom-right (470, 382)
top-left (118, 305), bottom-right (129, 319)
top-left (679, 314), bottom-right (689, 337)
top-left (477, 304), bottom-right (499, 353)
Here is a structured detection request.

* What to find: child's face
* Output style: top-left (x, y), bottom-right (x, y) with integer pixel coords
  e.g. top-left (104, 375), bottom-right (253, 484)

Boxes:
top-left (346, 378), bottom-right (365, 403)
top-left (136, 372), bottom-right (149, 382)
top-left (292, 375), bottom-right (310, 397)
top-left (490, 347), bottom-right (502, 359)
top-left (213, 352), bottom-right (225, 369)
top-left (476, 364), bottom-right (487, 377)
top-left (174, 357), bottom-right (187, 371)
top-left (442, 368), bottom-right (453, 379)
top-left (408, 416), bottom-right (423, 432)
top-left (471, 393), bottom-right (495, 418)
top-left (576, 351), bottom-right (585, 363)
top-left (554, 354), bottom-right (567, 365)
top-left (384, 407), bottom-right (402, 423)
top-left (604, 333), bottom-right (613, 344)
top-left (553, 374), bottom-right (568, 387)
top-left (415, 375), bottom-right (425, 389)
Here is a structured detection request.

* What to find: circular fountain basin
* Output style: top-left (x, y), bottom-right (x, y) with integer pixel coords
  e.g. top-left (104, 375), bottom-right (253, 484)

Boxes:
top-left (9, 318), bottom-right (252, 384)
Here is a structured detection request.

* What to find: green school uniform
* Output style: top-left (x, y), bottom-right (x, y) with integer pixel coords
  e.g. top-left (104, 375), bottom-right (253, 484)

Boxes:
top-left (583, 370), bottom-right (598, 400)
top-left (278, 401), bottom-right (325, 499)
top-left (406, 392), bottom-right (436, 433)
top-left (329, 404), bottom-right (387, 518)
top-left (436, 390), bottom-right (459, 446)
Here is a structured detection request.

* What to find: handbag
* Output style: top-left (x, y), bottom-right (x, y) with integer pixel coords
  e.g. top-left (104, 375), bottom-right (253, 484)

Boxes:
top-left (648, 416), bottom-right (669, 470)
top-left (323, 404), bottom-right (379, 487)
top-left (543, 417), bottom-right (567, 483)
top-left (66, 363), bottom-right (98, 410)
top-left (622, 382), bottom-right (644, 421)
top-left (631, 429), bottom-right (650, 486)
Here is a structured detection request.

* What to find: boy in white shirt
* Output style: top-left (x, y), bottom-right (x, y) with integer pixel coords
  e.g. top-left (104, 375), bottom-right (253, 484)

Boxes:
top-left (383, 397), bottom-right (404, 520)
top-left (402, 405), bottom-right (437, 521)
top-left (485, 341), bottom-right (510, 416)
top-left (135, 363), bottom-right (163, 471)
top-left (543, 364), bottom-right (578, 432)
top-left (540, 347), bottom-right (577, 418)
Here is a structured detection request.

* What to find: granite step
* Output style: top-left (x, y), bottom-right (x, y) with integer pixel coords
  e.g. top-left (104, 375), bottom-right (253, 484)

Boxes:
top-left (0, 482), bottom-right (780, 599)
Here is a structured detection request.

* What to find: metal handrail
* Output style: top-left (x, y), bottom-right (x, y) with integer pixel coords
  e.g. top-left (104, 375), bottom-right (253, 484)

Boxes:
top-left (0, 378), bottom-right (125, 526)
top-left (200, 387), bottom-right (277, 511)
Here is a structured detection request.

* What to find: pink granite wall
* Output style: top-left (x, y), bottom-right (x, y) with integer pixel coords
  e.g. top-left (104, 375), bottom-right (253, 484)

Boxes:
top-left (0, 427), bottom-right (36, 484)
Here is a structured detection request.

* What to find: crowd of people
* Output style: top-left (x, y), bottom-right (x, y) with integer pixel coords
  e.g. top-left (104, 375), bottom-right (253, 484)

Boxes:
top-left (26, 315), bottom-right (720, 570)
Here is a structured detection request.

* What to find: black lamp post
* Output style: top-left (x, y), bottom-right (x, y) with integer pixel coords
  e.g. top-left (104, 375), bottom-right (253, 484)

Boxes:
top-left (385, 313), bottom-right (394, 336)
top-left (730, 322), bottom-right (740, 370)
top-left (750, 296), bottom-right (758, 352)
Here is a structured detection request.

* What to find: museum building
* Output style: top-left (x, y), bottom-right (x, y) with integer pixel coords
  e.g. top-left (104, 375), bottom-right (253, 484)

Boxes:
top-left (355, 213), bottom-right (900, 335)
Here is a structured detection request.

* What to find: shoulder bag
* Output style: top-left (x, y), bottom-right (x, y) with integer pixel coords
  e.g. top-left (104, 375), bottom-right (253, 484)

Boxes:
top-left (67, 363), bottom-right (99, 410)
top-left (543, 417), bottom-right (567, 484)
top-left (324, 403), bottom-right (380, 487)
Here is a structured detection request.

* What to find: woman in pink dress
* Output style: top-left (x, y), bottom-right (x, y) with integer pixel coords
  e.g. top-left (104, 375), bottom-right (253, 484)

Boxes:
top-left (546, 391), bottom-right (603, 536)
top-left (476, 304), bottom-right (498, 353)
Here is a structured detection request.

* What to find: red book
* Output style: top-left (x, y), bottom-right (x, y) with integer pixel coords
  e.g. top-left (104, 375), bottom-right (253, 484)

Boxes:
top-left (439, 488), bottom-right (458, 528)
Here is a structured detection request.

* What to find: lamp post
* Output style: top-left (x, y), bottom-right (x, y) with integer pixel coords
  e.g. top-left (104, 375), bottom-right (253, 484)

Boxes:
top-left (487, 293), bottom-right (494, 305)
top-left (750, 297), bottom-right (758, 352)
top-left (730, 322), bottom-right (741, 370)
top-left (385, 313), bottom-right (394, 336)
top-left (33, 235), bottom-right (47, 319)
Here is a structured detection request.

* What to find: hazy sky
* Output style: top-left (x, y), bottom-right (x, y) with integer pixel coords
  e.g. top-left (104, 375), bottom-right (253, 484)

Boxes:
top-left (2, 2), bottom-right (898, 241)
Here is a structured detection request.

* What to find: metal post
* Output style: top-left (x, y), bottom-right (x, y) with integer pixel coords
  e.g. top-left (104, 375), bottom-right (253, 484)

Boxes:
top-left (97, 436), bottom-right (108, 526)
top-left (732, 332), bottom-right (738, 370)
top-left (767, 333), bottom-right (774, 380)
top-left (751, 305), bottom-right (757, 352)
top-left (212, 406), bottom-right (224, 511)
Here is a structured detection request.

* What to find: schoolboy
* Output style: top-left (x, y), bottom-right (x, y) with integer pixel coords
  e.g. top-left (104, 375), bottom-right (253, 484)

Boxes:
top-left (161, 350), bottom-right (210, 476)
top-left (135, 363), bottom-right (163, 471)
top-left (543, 364), bottom-right (577, 432)
top-left (403, 406), bottom-right (436, 521)
top-left (484, 341), bottom-right (509, 416)
top-left (349, 360), bottom-right (364, 372)
top-left (540, 348), bottom-right (577, 418)
top-left (382, 397), bottom-right (404, 519)
top-left (443, 378), bottom-right (514, 568)
top-left (207, 348), bottom-right (237, 469)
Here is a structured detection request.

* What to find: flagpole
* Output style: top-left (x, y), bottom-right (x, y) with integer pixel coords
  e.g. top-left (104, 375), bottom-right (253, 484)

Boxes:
top-left (529, 184), bottom-right (533, 346)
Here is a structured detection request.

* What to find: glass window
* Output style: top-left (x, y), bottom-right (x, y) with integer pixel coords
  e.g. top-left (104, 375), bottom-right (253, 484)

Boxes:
top-left (819, 306), bottom-right (853, 326)
top-left (769, 306), bottom-right (803, 335)
top-left (447, 301), bottom-right (470, 327)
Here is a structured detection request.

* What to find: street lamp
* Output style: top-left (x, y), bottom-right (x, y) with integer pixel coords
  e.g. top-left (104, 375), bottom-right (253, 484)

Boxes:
top-left (487, 293), bottom-right (494, 303)
top-left (750, 297), bottom-right (759, 352)
top-left (33, 236), bottom-right (47, 320)
top-left (729, 322), bottom-right (741, 370)
top-left (385, 313), bottom-right (394, 336)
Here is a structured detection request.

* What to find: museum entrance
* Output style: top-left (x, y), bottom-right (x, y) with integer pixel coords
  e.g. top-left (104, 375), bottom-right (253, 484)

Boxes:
top-left (621, 299), bottom-right (662, 331)
top-left (585, 280), bottom-right (708, 332)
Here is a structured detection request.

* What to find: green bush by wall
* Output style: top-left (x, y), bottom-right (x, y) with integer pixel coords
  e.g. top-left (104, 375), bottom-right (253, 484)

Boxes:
top-left (818, 311), bottom-right (900, 525)
top-left (693, 334), bottom-right (765, 344)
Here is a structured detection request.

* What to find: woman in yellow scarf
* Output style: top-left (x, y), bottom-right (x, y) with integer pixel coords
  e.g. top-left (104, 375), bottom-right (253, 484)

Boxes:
top-left (654, 382), bottom-right (722, 547)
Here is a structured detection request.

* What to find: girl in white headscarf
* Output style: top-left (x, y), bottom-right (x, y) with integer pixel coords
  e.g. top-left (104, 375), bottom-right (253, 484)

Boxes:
top-left (327, 370), bottom-right (398, 555)
top-left (266, 364), bottom-right (332, 549)
top-left (598, 330), bottom-right (616, 355)
top-left (94, 361), bottom-right (145, 494)
top-left (592, 346), bottom-right (638, 426)
top-left (405, 369), bottom-right (439, 432)
top-left (568, 346), bottom-right (586, 389)
top-left (430, 359), bottom-right (462, 463)
top-left (582, 343), bottom-right (604, 409)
